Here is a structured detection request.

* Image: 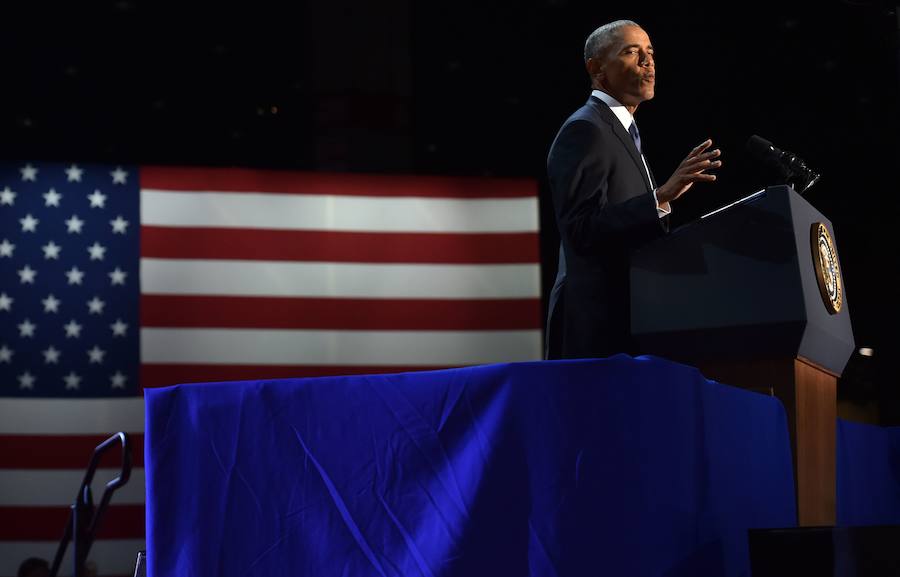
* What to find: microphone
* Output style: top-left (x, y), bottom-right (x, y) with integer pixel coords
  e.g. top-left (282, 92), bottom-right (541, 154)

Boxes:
top-left (746, 135), bottom-right (821, 194)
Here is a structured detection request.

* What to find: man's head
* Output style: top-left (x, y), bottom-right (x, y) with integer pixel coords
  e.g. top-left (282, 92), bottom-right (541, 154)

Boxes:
top-left (584, 20), bottom-right (655, 111)
top-left (17, 558), bottom-right (49, 577)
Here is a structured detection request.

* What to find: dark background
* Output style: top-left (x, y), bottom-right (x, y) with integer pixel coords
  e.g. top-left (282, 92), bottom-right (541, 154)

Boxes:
top-left (1, 1), bottom-right (897, 420)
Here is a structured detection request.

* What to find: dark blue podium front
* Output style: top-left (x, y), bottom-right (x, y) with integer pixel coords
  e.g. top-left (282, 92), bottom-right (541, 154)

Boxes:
top-left (144, 356), bottom-right (796, 577)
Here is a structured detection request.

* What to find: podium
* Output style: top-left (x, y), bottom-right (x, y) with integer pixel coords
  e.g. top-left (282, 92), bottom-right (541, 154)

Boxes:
top-left (630, 185), bottom-right (854, 526)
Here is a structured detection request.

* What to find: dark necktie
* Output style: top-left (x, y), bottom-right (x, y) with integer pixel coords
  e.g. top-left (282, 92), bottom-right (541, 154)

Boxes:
top-left (629, 121), bottom-right (642, 155)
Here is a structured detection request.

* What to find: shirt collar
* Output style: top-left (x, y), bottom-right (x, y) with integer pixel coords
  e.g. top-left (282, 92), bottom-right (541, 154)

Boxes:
top-left (591, 89), bottom-right (635, 133)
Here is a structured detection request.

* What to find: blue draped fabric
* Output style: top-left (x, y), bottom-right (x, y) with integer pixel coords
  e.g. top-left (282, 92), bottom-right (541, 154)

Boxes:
top-left (837, 419), bottom-right (900, 526)
top-left (144, 355), bottom-right (796, 577)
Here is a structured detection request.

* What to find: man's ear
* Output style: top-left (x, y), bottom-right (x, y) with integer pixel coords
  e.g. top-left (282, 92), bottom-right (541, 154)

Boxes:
top-left (586, 57), bottom-right (604, 85)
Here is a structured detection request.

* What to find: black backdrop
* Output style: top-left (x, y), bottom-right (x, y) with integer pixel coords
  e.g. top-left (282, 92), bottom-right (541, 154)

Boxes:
top-left (2, 1), bottom-right (897, 419)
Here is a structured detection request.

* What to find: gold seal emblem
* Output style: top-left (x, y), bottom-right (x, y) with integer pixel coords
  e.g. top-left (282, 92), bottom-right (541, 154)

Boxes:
top-left (810, 222), bottom-right (842, 314)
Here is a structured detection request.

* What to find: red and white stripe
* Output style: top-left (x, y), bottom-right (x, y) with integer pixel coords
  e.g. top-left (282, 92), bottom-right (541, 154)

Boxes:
top-left (0, 398), bottom-right (145, 577)
top-left (138, 167), bottom-right (543, 389)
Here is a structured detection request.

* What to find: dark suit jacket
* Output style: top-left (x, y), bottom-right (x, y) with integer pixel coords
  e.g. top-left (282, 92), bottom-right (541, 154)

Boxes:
top-left (546, 95), bottom-right (668, 359)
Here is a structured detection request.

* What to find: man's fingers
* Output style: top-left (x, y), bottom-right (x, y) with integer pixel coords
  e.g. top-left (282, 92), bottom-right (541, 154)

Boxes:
top-left (663, 141), bottom-right (722, 201)
top-left (676, 161), bottom-right (721, 183)
top-left (681, 157), bottom-right (722, 171)
top-left (689, 149), bottom-right (721, 163)
top-left (688, 139), bottom-right (713, 158)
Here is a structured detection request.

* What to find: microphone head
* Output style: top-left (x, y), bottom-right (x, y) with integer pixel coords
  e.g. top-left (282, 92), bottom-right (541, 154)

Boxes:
top-left (746, 134), bottom-right (776, 159)
top-left (746, 134), bottom-right (794, 183)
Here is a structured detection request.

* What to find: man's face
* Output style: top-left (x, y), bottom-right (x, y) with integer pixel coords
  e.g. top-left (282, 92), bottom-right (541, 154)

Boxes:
top-left (591, 26), bottom-right (655, 108)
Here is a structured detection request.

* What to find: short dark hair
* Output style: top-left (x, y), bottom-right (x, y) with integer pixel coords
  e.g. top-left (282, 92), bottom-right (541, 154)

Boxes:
top-left (17, 557), bottom-right (49, 577)
top-left (584, 20), bottom-right (641, 64)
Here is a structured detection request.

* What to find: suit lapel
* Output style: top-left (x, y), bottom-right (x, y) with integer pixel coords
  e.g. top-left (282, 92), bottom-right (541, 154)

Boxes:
top-left (589, 97), bottom-right (654, 193)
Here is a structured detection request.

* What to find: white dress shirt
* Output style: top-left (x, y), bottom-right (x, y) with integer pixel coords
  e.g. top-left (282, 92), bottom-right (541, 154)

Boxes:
top-left (591, 89), bottom-right (670, 217)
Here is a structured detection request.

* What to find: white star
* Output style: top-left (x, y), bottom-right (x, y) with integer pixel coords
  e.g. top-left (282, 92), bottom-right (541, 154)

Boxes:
top-left (42, 241), bottom-right (62, 260)
top-left (18, 318), bottom-right (36, 338)
top-left (0, 239), bottom-right (14, 257)
top-left (87, 242), bottom-right (106, 261)
top-left (110, 215), bottom-right (129, 234)
top-left (87, 345), bottom-right (106, 364)
top-left (43, 188), bottom-right (62, 207)
top-left (20, 214), bottom-right (38, 232)
top-left (42, 294), bottom-right (61, 313)
top-left (87, 189), bottom-right (107, 208)
top-left (111, 166), bottom-right (128, 184)
top-left (87, 296), bottom-right (105, 314)
top-left (42, 346), bottom-right (61, 364)
top-left (64, 319), bottom-right (82, 338)
top-left (110, 371), bottom-right (127, 389)
top-left (65, 214), bottom-right (85, 234)
top-left (18, 372), bottom-right (36, 390)
top-left (18, 265), bottom-right (37, 284)
top-left (0, 186), bottom-right (15, 205)
top-left (110, 319), bottom-right (128, 337)
top-left (109, 267), bottom-right (127, 285)
top-left (65, 266), bottom-right (85, 285)
top-left (65, 164), bottom-right (83, 182)
top-left (64, 372), bottom-right (81, 390)
top-left (20, 164), bottom-right (38, 181)
top-left (0, 293), bottom-right (12, 312)
top-left (0, 345), bottom-right (13, 363)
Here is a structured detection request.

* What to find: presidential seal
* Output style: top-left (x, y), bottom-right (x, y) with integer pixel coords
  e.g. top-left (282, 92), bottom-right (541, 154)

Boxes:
top-left (811, 222), bottom-right (842, 314)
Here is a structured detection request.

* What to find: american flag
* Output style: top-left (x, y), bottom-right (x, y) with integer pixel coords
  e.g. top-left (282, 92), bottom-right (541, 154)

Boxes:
top-left (0, 162), bottom-right (542, 576)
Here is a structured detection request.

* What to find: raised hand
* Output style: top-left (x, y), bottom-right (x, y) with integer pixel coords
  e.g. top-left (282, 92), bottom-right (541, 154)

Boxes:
top-left (656, 139), bottom-right (722, 207)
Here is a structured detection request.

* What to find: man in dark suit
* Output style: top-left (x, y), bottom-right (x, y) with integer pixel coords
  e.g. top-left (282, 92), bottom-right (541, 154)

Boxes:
top-left (546, 20), bottom-right (722, 359)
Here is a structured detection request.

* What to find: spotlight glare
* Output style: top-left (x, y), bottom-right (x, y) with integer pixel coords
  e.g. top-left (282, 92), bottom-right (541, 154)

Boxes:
top-left (859, 347), bottom-right (874, 357)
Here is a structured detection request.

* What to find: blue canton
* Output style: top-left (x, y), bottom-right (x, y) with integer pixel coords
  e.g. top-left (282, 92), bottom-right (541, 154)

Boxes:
top-left (0, 163), bottom-right (140, 397)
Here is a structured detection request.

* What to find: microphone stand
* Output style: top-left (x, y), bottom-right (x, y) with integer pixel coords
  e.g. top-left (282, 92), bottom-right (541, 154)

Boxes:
top-left (49, 432), bottom-right (132, 577)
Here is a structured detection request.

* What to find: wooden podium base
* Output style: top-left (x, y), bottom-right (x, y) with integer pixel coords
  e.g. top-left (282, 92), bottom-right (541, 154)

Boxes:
top-left (694, 356), bottom-right (837, 526)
